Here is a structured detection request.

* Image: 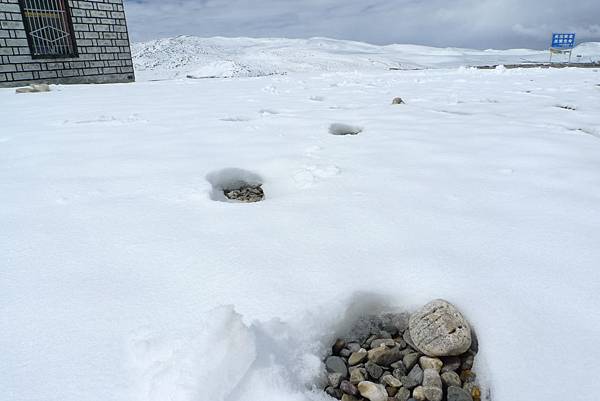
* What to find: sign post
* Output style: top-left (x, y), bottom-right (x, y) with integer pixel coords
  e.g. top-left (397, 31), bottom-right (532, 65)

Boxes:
top-left (550, 33), bottom-right (576, 64)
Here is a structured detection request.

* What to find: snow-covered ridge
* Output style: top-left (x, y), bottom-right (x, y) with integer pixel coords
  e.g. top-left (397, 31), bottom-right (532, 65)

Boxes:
top-left (132, 36), bottom-right (600, 81)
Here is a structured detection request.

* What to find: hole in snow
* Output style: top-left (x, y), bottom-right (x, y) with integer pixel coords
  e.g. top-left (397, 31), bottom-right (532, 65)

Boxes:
top-left (220, 116), bottom-right (253, 122)
top-left (259, 109), bottom-right (279, 116)
top-left (329, 123), bottom-right (363, 136)
top-left (555, 104), bottom-right (576, 111)
top-left (206, 168), bottom-right (264, 203)
top-left (322, 300), bottom-right (487, 401)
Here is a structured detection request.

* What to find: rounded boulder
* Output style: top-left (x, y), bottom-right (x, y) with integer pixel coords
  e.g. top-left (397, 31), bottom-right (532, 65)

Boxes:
top-left (408, 299), bottom-right (471, 357)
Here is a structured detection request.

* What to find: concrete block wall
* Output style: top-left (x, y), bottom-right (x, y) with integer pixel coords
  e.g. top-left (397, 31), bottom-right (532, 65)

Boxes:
top-left (0, 0), bottom-right (134, 87)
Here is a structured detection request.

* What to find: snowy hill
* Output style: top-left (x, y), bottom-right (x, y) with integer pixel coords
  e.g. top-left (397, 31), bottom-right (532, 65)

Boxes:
top-left (132, 36), bottom-right (600, 81)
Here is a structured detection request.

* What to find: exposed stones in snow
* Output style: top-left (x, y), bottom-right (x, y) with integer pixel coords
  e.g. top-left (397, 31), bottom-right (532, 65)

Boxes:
top-left (223, 185), bottom-right (264, 202)
top-left (556, 104), bottom-right (577, 110)
top-left (329, 123), bottom-right (363, 136)
top-left (392, 97), bottom-right (405, 104)
top-left (15, 84), bottom-right (50, 94)
top-left (206, 168), bottom-right (264, 203)
top-left (323, 300), bottom-right (484, 401)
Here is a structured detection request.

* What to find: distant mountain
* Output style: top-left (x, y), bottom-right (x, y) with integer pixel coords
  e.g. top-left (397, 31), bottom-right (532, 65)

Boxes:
top-left (131, 36), bottom-right (600, 81)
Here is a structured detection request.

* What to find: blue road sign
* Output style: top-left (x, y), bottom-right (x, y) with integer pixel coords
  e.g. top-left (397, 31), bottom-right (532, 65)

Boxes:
top-left (552, 33), bottom-right (576, 49)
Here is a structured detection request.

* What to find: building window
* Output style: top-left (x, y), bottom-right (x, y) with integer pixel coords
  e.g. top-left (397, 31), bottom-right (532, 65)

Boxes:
top-left (19, 0), bottom-right (78, 58)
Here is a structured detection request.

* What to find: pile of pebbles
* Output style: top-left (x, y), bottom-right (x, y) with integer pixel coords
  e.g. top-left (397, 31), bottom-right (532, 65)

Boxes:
top-left (323, 300), bottom-right (483, 401)
top-left (223, 184), bottom-right (264, 202)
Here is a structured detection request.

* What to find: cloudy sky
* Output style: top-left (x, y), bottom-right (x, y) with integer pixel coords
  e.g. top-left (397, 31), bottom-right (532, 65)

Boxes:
top-left (124, 0), bottom-right (600, 49)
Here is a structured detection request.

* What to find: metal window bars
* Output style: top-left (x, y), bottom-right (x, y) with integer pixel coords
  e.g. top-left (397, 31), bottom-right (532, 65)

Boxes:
top-left (19, 0), bottom-right (77, 58)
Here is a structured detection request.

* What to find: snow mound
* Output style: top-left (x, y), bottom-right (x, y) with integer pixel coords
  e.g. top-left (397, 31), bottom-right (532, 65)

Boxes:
top-left (128, 307), bottom-right (257, 401)
top-left (132, 36), bottom-right (600, 81)
top-left (186, 60), bottom-right (280, 79)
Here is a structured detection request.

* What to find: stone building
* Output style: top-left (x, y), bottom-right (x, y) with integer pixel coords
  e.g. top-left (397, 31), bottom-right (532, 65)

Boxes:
top-left (0, 0), bottom-right (134, 87)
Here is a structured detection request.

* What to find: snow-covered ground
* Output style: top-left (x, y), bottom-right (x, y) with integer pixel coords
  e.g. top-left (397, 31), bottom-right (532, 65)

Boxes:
top-left (132, 36), bottom-right (600, 80)
top-left (2, 38), bottom-right (600, 401)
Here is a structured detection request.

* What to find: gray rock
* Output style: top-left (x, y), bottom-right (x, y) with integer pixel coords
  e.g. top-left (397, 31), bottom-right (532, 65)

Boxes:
top-left (390, 313), bottom-right (410, 332)
top-left (408, 299), bottom-right (472, 357)
top-left (462, 382), bottom-right (478, 396)
top-left (348, 365), bottom-right (362, 373)
top-left (350, 367), bottom-right (366, 384)
top-left (333, 339), bottom-right (346, 355)
top-left (371, 338), bottom-right (396, 348)
top-left (349, 350), bottom-right (368, 366)
top-left (390, 360), bottom-right (406, 371)
top-left (326, 356), bottom-right (349, 377)
top-left (395, 338), bottom-right (407, 349)
top-left (407, 364), bottom-right (424, 384)
top-left (461, 353), bottom-right (475, 371)
top-left (395, 387), bottom-right (411, 401)
top-left (381, 374), bottom-right (402, 388)
top-left (365, 362), bottom-right (384, 380)
top-left (403, 330), bottom-right (417, 349)
top-left (399, 363), bottom-right (423, 390)
top-left (419, 356), bottom-right (443, 372)
top-left (392, 97), bottom-right (406, 105)
top-left (357, 381), bottom-right (388, 401)
top-left (386, 386), bottom-right (399, 397)
top-left (403, 352), bottom-right (420, 370)
top-left (469, 329), bottom-right (479, 354)
top-left (447, 386), bottom-right (473, 401)
top-left (347, 342), bottom-right (361, 353)
top-left (460, 370), bottom-right (476, 384)
top-left (441, 371), bottom-right (462, 388)
top-left (364, 334), bottom-right (378, 348)
top-left (440, 356), bottom-right (461, 372)
top-left (393, 367), bottom-right (407, 380)
top-left (340, 348), bottom-right (352, 358)
top-left (340, 380), bottom-right (359, 396)
top-left (382, 312), bottom-right (408, 335)
top-left (329, 372), bottom-right (344, 388)
top-left (341, 395), bottom-right (360, 401)
top-left (368, 346), bottom-right (402, 366)
top-left (400, 375), bottom-right (419, 390)
top-left (422, 369), bottom-right (443, 401)
top-left (412, 386), bottom-right (426, 401)
top-left (400, 347), bottom-right (417, 357)
top-left (326, 386), bottom-right (343, 399)
top-left (379, 330), bottom-right (393, 339)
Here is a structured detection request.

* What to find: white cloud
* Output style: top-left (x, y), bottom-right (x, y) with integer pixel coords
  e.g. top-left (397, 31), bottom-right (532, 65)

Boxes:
top-left (123, 0), bottom-right (600, 49)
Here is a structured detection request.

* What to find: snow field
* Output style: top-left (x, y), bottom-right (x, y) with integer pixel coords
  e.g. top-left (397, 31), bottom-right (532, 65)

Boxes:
top-left (1, 63), bottom-right (600, 401)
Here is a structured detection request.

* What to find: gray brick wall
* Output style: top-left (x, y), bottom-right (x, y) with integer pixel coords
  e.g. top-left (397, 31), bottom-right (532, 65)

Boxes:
top-left (0, 0), bottom-right (134, 87)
